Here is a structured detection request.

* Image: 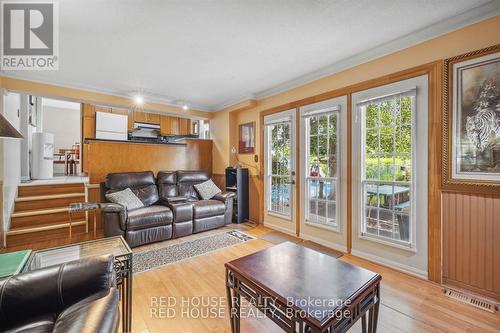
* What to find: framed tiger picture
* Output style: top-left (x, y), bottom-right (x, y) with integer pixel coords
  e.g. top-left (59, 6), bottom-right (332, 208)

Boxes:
top-left (443, 44), bottom-right (500, 191)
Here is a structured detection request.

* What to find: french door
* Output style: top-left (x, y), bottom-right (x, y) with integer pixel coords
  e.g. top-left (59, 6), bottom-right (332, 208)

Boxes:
top-left (263, 109), bottom-right (296, 234)
top-left (299, 96), bottom-right (348, 252)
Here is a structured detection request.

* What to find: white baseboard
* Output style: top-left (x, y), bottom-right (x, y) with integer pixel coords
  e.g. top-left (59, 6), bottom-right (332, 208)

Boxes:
top-left (351, 249), bottom-right (428, 280)
top-left (263, 221), bottom-right (296, 236)
top-left (299, 232), bottom-right (347, 253)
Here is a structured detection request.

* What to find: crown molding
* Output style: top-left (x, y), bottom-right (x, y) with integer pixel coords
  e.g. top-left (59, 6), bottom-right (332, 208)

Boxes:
top-left (216, 1), bottom-right (500, 112)
top-left (0, 73), bottom-right (213, 112)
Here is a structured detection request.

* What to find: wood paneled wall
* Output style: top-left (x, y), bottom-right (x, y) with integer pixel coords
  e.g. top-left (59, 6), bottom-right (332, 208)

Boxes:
top-left (442, 192), bottom-right (500, 299)
top-left (86, 139), bottom-right (212, 184)
top-left (86, 139), bottom-right (212, 231)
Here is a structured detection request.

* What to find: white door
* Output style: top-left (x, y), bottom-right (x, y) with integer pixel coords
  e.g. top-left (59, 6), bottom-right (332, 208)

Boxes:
top-left (263, 109), bottom-right (297, 234)
top-left (351, 75), bottom-right (429, 279)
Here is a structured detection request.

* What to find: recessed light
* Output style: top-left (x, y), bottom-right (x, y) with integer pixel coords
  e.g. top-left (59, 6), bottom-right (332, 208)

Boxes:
top-left (183, 104), bottom-right (189, 111)
top-left (133, 95), bottom-right (144, 105)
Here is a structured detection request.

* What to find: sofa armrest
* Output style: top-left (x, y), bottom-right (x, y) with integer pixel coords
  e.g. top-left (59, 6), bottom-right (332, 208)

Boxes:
top-left (0, 255), bottom-right (116, 331)
top-left (213, 192), bottom-right (235, 225)
top-left (213, 191), bottom-right (236, 202)
top-left (54, 288), bottom-right (120, 333)
top-left (100, 203), bottom-right (127, 235)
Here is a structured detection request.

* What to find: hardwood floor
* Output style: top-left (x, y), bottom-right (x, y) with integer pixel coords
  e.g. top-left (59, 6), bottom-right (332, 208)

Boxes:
top-left (131, 225), bottom-right (500, 333)
top-left (3, 223), bottom-right (498, 332)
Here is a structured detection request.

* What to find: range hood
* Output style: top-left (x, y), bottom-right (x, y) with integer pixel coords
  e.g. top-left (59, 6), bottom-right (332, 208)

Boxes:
top-left (131, 121), bottom-right (160, 139)
top-left (134, 122), bottom-right (160, 130)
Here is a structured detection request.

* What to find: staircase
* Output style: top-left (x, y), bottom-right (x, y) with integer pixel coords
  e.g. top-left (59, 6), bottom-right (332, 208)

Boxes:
top-left (7, 183), bottom-right (87, 247)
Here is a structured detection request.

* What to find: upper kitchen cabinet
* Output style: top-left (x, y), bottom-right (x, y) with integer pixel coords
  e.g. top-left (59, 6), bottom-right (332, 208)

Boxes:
top-left (159, 116), bottom-right (193, 135)
top-left (160, 115), bottom-right (172, 135)
top-left (179, 118), bottom-right (192, 135)
top-left (133, 111), bottom-right (160, 124)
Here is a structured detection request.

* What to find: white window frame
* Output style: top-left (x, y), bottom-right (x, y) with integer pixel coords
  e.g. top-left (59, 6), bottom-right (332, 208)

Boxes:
top-left (264, 110), bottom-right (295, 220)
top-left (302, 106), bottom-right (341, 232)
top-left (358, 89), bottom-right (417, 249)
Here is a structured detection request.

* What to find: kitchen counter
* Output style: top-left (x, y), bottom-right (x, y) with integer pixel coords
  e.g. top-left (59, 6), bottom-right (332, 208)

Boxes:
top-left (84, 138), bottom-right (187, 146)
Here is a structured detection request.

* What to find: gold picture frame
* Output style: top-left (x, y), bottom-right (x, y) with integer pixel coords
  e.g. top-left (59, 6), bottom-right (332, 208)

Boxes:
top-left (442, 44), bottom-right (500, 192)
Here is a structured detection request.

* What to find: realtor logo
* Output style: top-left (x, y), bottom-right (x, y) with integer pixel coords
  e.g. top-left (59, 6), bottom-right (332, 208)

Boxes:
top-left (1, 1), bottom-right (59, 70)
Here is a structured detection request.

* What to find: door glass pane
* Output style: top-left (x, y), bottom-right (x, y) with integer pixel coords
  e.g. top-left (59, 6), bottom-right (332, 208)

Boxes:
top-left (361, 93), bottom-right (414, 245)
top-left (305, 111), bottom-right (339, 230)
top-left (267, 122), bottom-right (291, 216)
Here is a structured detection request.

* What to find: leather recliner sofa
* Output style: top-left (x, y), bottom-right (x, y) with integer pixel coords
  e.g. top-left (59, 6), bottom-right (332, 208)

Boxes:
top-left (0, 255), bottom-right (120, 333)
top-left (101, 170), bottom-right (234, 247)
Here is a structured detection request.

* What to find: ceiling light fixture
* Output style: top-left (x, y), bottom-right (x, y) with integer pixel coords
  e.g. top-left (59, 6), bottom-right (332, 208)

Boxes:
top-left (182, 104), bottom-right (189, 111)
top-left (133, 95), bottom-right (144, 105)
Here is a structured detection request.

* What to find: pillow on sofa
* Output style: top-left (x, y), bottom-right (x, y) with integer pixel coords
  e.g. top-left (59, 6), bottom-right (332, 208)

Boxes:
top-left (194, 179), bottom-right (221, 200)
top-left (105, 188), bottom-right (144, 210)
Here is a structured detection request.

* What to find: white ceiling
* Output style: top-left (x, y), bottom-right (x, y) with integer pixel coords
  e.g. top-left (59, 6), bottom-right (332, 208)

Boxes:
top-left (2, 0), bottom-right (499, 111)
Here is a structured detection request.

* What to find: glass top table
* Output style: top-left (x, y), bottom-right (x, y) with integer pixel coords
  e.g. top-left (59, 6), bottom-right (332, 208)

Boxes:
top-left (26, 236), bottom-right (131, 271)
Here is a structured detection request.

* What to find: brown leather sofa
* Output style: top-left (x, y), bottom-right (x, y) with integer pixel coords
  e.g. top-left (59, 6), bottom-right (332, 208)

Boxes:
top-left (0, 255), bottom-right (119, 333)
top-left (101, 170), bottom-right (234, 247)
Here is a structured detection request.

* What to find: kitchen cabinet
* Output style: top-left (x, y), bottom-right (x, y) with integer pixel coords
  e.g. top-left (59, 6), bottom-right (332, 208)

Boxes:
top-left (170, 117), bottom-right (180, 135)
top-left (132, 111), bottom-right (160, 125)
top-left (179, 118), bottom-right (192, 135)
top-left (160, 115), bottom-right (172, 135)
top-left (148, 113), bottom-right (160, 124)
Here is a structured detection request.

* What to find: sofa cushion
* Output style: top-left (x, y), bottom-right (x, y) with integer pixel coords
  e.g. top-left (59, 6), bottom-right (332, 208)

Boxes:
top-left (105, 171), bottom-right (159, 207)
top-left (105, 188), bottom-right (144, 210)
top-left (105, 171), bottom-right (155, 190)
top-left (157, 171), bottom-right (178, 199)
top-left (194, 179), bottom-right (221, 200)
top-left (177, 171), bottom-right (209, 200)
top-left (131, 184), bottom-right (160, 207)
top-left (127, 205), bottom-right (173, 231)
top-left (192, 200), bottom-right (225, 219)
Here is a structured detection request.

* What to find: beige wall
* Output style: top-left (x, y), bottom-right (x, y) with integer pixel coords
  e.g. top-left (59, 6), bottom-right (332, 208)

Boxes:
top-left (211, 15), bottom-right (500, 174)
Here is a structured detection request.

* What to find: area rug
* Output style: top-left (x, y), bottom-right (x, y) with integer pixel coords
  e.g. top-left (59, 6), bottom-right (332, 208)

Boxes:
top-left (132, 230), bottom-right (255, 274)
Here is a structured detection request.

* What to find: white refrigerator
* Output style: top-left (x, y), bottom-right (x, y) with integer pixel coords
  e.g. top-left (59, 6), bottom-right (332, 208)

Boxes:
top-left (95, 111), bottom-right (128, 140)
top-left (31, 132), bottom-right (54, 179)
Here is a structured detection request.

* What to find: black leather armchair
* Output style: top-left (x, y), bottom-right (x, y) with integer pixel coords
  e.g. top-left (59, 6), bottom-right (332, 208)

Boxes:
top-left (0, 255), bottom-right (120, 333)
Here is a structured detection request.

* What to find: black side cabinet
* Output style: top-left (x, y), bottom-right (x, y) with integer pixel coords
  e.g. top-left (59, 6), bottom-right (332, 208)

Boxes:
top-left (225, 167), bottom-right (249, 223)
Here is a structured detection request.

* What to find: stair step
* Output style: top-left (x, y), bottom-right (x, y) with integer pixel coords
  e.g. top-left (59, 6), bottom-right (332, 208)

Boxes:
top-left (14, 194), bottom-right (85, 212)
top-left (7, 222), bottom-right (87, 247)
top-left (15, 193), bottom-right (85, 202)
top-left (18, 183), bottom-right (85, 197)
top-left (11, 211), bottom-right (86, 229)
top-left (12, 207), bottom-right (69, 218)
top-left (8, 220), bottom-right (87, 235)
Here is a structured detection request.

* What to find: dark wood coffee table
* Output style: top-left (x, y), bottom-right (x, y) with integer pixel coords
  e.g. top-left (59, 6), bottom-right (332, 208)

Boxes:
top-left (225, 242), bottom-right (381, 333)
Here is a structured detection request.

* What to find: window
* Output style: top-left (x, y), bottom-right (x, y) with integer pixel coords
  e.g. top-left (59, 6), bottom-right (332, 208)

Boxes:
top-left (266, 121), bottom-right (292, 216)
top-left (304, 108), bottom-right (340, 230)
top-left (359, 90), bottom-right (415, 245)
